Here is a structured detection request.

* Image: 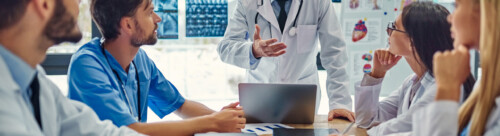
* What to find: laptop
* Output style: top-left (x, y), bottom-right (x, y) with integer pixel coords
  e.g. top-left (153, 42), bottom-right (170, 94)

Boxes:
top-left (238, 83), bottom-right (317, 124)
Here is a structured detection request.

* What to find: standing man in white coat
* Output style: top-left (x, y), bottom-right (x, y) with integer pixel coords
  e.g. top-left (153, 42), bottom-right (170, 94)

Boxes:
top-left (218, 0), bottom-right (353, 121)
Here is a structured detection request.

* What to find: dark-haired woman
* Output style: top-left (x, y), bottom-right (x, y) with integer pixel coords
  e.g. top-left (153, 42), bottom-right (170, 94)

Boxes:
top-left (353, 2), bottom-right (476, 136)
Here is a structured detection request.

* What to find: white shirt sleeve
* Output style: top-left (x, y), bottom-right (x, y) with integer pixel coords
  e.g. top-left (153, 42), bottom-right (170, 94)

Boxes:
top-left (218, 0), bottom-right (260, 70)
top-left (354, 75), bottom-right (401, 129)
top-left (317, 0), bottom-right (352, 111)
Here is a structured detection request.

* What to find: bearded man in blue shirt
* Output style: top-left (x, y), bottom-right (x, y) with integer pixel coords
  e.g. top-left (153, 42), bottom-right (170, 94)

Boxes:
top-left (67, 0), bottom-right (246, 135)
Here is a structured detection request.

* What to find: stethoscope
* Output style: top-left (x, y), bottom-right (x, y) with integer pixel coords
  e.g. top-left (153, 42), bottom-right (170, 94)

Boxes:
top-left (255, 0), bottom-right (303, 37)
top-left (101, 42), bottom-right (142, 122)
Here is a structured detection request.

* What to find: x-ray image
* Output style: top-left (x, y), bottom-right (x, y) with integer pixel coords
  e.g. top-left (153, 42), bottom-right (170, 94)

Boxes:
top-left (154, 0), bottom-right (179, 39)
top-left (186, 0), bottom-right (228, 37)
top-left (157, 12), bottom-right (179, 39)
top-left (154, 0), bottom-right (178, 11)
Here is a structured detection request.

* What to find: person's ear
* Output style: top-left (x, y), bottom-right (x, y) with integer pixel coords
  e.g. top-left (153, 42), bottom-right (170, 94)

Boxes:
top-left (120, 17), bottom-right (136, 36)
top-left (408, 42), bottom-right (415, 53)
top-left (31, 0), bottom-right (54, 21)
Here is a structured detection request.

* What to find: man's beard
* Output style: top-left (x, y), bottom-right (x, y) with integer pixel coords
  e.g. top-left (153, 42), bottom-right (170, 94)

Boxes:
top-left (43, 0), bottom-right (82, 45)
top-left (130, 19), bottom-right (158, 47)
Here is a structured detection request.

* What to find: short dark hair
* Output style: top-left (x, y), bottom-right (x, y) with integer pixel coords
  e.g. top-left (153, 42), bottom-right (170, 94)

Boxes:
top-left (402, 2), bottom-right (476, 101)
top-left (90, 0), bottom-right (151, 40)
top-left (0, 0), bottom-right (30, 30)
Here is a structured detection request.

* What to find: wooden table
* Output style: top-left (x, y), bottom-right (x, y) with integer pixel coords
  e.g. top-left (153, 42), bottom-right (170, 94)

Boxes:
top-left (260, 115), bottom-right (368, 136)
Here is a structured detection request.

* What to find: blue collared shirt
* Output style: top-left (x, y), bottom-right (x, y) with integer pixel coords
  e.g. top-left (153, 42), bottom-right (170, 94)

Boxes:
top-left (68, 38), bottom-right (186, 127)
top-left (271, 0), bottom-right (292, 18)
top-left (0, 45), bottom-right (36, 112)
top-left (249, 0), bottom-right (292, 65)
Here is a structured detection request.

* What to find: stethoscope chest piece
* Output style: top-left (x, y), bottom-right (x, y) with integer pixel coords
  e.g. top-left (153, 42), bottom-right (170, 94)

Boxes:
top-left (289, 27), bottom-right (297, 36)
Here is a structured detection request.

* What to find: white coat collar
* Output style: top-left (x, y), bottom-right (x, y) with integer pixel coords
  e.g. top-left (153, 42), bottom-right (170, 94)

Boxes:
top-left (420, 72), bottom-right (435, 88)
top-left (257, 0), bottom-right (280, 33)
top-left (402, 72), bottom-right (435, 111)
top-left (0, 52), bottom-right (22, 93)
top-left (257, 0), bottom-right (300, 35)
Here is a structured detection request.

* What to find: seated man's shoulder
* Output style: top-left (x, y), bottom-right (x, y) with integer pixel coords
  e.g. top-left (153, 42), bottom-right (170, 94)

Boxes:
top-left (73, 40), bottom-right (102, 59)
top-left (70, 39), bottom-right (106, 66)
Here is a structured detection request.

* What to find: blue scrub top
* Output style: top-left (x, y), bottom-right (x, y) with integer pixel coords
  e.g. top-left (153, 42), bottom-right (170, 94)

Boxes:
top-left (67, 38), bottom-right (185, 127)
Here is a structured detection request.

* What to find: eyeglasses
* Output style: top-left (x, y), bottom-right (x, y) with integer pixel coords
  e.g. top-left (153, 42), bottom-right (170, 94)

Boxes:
top-left (386, 21), bottom-right (406, 36)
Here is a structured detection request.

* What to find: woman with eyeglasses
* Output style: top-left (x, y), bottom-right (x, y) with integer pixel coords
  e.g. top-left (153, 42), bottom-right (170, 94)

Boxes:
top-left (353, 2), bottom-right (476, 136)
top-left (412, 0), bottom-right (500, 135)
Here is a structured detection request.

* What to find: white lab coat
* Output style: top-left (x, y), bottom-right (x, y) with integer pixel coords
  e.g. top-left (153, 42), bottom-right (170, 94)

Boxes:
top-left (412, 90), bottom-right (500, 135)
top-left (0, 54), bottom-right (142, 135)
top-left (218, 0), bottom-right (351, 111)
top-left (354, 72), bottom-right (438, 136)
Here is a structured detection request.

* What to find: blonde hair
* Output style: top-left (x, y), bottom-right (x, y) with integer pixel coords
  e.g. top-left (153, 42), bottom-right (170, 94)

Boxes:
top-left (458, 0), bottom-right (500, 135)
